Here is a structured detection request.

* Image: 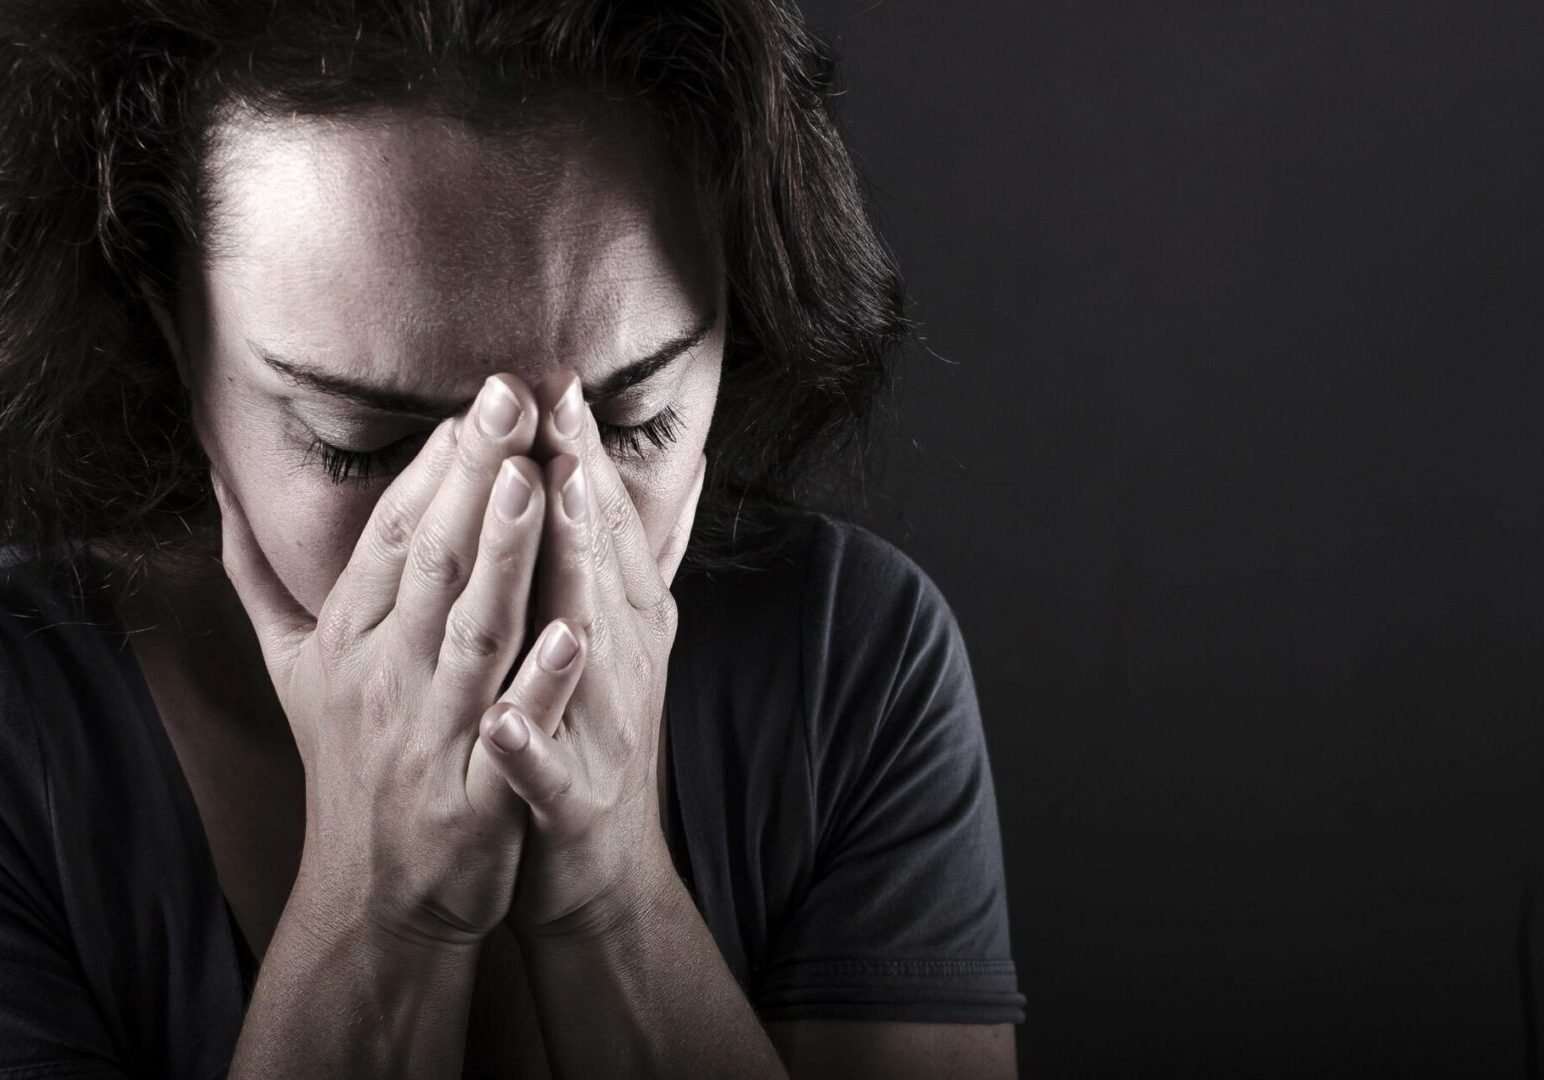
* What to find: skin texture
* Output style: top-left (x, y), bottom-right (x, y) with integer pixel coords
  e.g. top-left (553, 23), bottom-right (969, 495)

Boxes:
top-left (139, 99), bottom-right (1015, 1078)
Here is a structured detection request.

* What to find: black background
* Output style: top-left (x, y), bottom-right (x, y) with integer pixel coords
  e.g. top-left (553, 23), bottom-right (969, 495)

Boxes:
top-left (800, 2), bottom-right (1544, 1075)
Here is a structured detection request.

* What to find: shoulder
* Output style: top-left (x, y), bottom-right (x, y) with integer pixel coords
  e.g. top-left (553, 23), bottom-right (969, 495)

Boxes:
top-left (785, 513), bottom-right (986, 829)
top-left (789, 509), bottom-right (977, 729)
top-left (674, 506), bottom-right (969, 685)
top-left (797, 509), bottom-right (964, 655)
top-left (715, 515), bottom-right (1022, 1023)
top-left (678, 505), bottom-right (962, 634)
top-left (674, 505), bottom-right (978, 773)
top-left (0, 542), bottom-right (122, 707)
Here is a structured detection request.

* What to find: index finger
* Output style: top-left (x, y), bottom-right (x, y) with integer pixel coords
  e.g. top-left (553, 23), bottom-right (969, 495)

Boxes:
top-left (317, 413), bottom-right (462, 646)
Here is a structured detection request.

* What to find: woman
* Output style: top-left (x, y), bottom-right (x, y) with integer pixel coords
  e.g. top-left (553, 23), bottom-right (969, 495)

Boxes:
top-left (0, 0), bottom-right (1023, 1075)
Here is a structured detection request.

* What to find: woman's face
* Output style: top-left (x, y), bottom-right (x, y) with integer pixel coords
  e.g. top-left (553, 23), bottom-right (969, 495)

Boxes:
top-left (163, 102), bottom-right (724, 615)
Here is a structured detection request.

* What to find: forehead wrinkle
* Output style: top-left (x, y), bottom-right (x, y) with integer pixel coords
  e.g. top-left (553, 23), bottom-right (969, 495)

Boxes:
top-left (204, 101), bottom-right (717, 404)
top-left (534, 239), bottom-right (697, 384)
top-left (516, 203), bottom-right (665, 378)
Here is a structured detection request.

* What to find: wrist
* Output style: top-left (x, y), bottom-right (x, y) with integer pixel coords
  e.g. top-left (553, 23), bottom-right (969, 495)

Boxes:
top-left (510, 827), bottom-right (681, 948)
top-left (239, 860), bottom-right (483, 1079)
top-left (290, 851), bottom-right (491, 957)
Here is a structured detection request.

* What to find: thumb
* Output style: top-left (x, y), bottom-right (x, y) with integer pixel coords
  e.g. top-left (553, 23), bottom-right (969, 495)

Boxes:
top-left (209, 468), bottom-right (314, 684)
top-left (657, 452), bottom-right (705, 588)
top-left (465, 732), bottom-right (531, 830)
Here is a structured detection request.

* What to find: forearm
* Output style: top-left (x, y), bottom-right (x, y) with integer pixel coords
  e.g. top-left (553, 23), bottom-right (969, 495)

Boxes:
top-left (515, 849), bottom-right (787, 1079)
top-left (230, 871), bottom-right (482, 1079)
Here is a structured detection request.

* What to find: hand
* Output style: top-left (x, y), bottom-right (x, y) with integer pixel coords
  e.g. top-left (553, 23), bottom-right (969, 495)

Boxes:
top-left (478, 370), bottom-right (706, 939)
top-left (209, 374), bottom-right (577, 948)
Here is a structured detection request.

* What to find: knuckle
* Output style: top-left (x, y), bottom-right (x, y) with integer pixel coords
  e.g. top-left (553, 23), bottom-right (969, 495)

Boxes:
top-left (536, 770), bottom-right (575, 806)
top-left (478, 517), bottom-right (529, 569)
top-left (370, 499), bottom-right (415, 563)
top-left (590, 518), bottom-right (613, 568)
top-left (611, 716), bottom-right (641, 755)
top-left (392, 745), bottom-right (433, 798)
top-left (419, 789), bottom-right (463, 839)
top-left (600, 488), bottom-right (632, 534)
top-left (442, 607), bottom-right (503, 662)
top-left (316, 606), bottom-right (356, 662)
top-left (586, 611), bottom-right (616, 659)
top-left (553, 541), bottom-right (588, 580)
top-left (643, 593), bottom-right (678, 641)
top-left (454, 428), bottom-right (490, 474)
top-left (625, 642), bottom-right (652, 687)
top-left (614, 523), bottom-right (650, 573)
top-left (408, 523), bottom-right (466, 588)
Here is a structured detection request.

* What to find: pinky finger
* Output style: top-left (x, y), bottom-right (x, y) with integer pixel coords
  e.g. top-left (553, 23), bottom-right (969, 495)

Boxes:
top-left (479, 704), bottom-right (579, 819)
top-left (463, 618), bottom-right (585, 824)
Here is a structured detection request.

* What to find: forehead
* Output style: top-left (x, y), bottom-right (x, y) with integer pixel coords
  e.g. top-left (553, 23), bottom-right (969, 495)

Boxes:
top-left (198, 101), bottom-right (717, 395)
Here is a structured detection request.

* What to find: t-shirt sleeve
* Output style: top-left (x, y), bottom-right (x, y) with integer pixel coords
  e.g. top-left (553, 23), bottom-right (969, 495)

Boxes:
top-left (752, 517), bottom-right (1026, 1024)
top-left (0, 637), bottom-right (130, 1078)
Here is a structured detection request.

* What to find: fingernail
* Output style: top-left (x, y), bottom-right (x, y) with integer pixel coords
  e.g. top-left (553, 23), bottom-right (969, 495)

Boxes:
top-left (554, 380), bottom-right (584, 438)
top-left (493, 460), bottom-right (532, 522)
top-left (561, 464), bottom-right (588, 521)
top-left (539, 622), bottom-right (579, 671)
top-left (476, 377), bottom-right (521, 438)
top-left (483, 705), bottom-right (530, 753)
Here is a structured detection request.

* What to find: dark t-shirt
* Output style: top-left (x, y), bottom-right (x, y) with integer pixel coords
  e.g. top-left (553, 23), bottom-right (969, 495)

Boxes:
top-left (0, 509), bottom-right (1024, 1077)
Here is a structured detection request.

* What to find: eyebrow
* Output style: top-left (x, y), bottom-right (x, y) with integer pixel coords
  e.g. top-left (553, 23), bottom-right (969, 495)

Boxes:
top-left (250, 312), bottom-right (717, 420)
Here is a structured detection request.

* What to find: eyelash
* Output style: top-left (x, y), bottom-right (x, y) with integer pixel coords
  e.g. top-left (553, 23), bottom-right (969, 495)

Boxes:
top-left (597, 403), bottom-right (684, 461)
top-left (304, 431), bottom-right (427, 485)
top-left (305, 403), bottom-right (685, 485)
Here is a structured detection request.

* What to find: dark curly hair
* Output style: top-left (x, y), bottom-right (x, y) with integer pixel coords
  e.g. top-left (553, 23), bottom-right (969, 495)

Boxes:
top-left (0, 0), bottom-right (909, 584)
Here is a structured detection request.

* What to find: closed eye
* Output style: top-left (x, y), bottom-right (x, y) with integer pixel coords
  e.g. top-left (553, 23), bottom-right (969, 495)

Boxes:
top-left (303, 403), bottom-right (684, 486)
top-left (595, 404), bottom-right (683, 461)
top-left (303, 429), bottom-right (431, 484)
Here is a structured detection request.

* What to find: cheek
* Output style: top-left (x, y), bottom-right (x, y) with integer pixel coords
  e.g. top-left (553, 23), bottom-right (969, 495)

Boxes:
top-left (614, 355), bottom-right (716, 556)
top-left (621, 470), bottom-right (679, 561)
top-left (193, 383), bottom-right (378, 615)
top-left (218, 463), bottom-right (376, 615)
top-left (235, 483), bottom-right (372, 616)
top-left (617, 369), bottom-right (717, 560)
